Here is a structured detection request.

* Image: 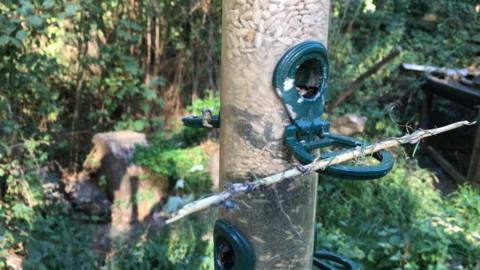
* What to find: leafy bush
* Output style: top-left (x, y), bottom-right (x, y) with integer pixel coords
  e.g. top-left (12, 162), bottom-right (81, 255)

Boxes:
top-left (106, 218), bottom-right (215, 270)
top-left (22, 213), bottom-right (100, 270)
top-left (328, 0), bottom-right (478, 128)
top-left (134, 142), bottom-right (212, 193)
top-left (187, 90), bottom-right (220, 116)
top-left (316, 160), bottom-right (480, 269)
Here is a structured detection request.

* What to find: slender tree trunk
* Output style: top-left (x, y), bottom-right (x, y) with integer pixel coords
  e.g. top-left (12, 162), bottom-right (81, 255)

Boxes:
top-left (144, 12), bottom-right (152, 86)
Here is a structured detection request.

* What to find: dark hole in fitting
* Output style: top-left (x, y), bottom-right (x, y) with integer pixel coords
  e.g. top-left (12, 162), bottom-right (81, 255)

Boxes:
top-left (216, 237), bottom-right (235, 269)
top-left (295, 59), bottom-right (323, 99)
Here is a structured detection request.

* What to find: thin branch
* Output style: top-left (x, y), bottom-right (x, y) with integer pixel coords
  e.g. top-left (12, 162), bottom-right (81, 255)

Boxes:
top-left (327, 46), bottom-right (402, 112)
top-left (166, 121), bottom-right (476, 224)
top-left (345, 0), bottom-right (363, 33)
top-left (70, 12), bottom-right (88, 172)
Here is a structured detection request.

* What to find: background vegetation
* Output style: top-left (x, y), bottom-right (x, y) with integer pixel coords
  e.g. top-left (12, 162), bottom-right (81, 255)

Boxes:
top-left (1, 0), bottom-right (479, 269)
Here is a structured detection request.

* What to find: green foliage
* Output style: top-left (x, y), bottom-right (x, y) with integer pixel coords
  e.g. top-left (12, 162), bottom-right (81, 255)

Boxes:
top-left (316, 160), bottom-right (480, 269)
top-left (106, 218), bottom-right (215, 270)
top-left (22, 214), bottom-right (100, 270)
top-left (1, 193), bottom-right (101, 269)
top-left (328, 0), bottom-right (478, 131)
top-left (318, 5), bottom-right (480, 268)
top-left (134, 137), bottom-right (212, 193)
top-left (187, 91), bottom-right (221, 116)
top-left (1, 0), bottom-right (219, 267)
top-left (0, 1), bottom-right (62, 141)
top-left (1, 0), bottom-right (479, 269)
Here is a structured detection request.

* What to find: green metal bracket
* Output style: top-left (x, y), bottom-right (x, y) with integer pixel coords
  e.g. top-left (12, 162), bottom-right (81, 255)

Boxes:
top-left (273, 41), bottom-right (394, 179)
top-left (182, 109), bottom-right (220, 128)
top-left (214, 219), bottom-right (255, 270)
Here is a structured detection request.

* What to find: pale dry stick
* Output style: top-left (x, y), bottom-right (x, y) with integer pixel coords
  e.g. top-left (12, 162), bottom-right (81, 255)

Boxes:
top-left (166, 121), bottom-right (476, 224)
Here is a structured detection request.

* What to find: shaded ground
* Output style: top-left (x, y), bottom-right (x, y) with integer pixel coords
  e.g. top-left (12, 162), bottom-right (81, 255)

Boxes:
top-left (418, 154), bottom-right (458, 194)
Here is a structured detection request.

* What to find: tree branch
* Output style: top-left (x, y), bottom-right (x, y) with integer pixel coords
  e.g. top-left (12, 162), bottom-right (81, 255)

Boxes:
top-left (166, 121), bottom-right (476, 224)
top-left (327, 46), bottom-right (402, 112)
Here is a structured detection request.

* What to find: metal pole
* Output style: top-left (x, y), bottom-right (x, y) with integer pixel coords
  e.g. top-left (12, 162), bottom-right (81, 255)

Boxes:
top-left (219, 0), bottom-right (330, 269)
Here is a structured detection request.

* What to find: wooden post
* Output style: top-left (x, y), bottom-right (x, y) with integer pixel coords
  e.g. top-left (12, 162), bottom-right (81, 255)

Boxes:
top-left (468, 112), bottom-right (480, 185)
top-left (420, 90), bottom-right (433, 130)
top-left (220, 0), bottom-right (330, 268)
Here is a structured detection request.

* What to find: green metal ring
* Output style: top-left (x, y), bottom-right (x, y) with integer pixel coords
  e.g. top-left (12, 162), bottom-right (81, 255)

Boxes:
top-left (318, 133), bottom-right (395, 180)
top-left (272, 41), bottom-right (329, 121)
top-left (214, 219), bottom-right (255, 270)
top-left (285, 126), bottom-right (395, 180)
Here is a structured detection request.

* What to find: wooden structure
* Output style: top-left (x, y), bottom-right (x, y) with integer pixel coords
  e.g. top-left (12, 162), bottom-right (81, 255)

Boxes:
top-left (413, 69), bottom-right (480, 186)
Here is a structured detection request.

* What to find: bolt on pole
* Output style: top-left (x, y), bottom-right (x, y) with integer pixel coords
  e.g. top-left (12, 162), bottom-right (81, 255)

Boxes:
top-left (219, 0), bottom-right (330, 269)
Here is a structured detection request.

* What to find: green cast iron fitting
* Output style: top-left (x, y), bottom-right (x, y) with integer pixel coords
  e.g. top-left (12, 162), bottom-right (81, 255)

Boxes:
top-left (182, 109), bottom-right (220, 128)
top-left (273, 41), bottom-right (394, 180)
top-left (214, 219), bottom-right (255, 270)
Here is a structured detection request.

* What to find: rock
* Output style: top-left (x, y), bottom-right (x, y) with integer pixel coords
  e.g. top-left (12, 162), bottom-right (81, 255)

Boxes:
top-left (330, 114), bottom-right (367, 136)
top-left (153, 192), bottom-right (194, 224)
top-left (161, 196), bottom-right (186, 213)
top-left (63, 171), bottom-right (111, 217)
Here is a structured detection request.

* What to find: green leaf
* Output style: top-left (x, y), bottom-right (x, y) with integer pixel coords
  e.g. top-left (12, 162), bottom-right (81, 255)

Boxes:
top-left (15, 30), bottom-right (28, 41)
top-left (0, 36), bottom-right (10, 47)
top-left (141, 103), bottom-right (151, 113)
top-left (132, 120), bottom-right (147, 131)
top-left (124, 61), bottom-right (139, 75)
top-left (388, 251), bottom-right (402, 261)
top-left (143, 89), bottom-right (157, 100)
top-left (27, 15), bottom-right (43, 27)
top-left (42, 0), bottom-right (55, 9)
top-left (122, 57), bottom-right (140, 75)
top-left (12, 203), bottom-right (33, 222)
top-left (19, 1), bottom-right (34, 15)
top-left (4, 25), bottom-right (17, 35)
top-left (65, 4), bottom-right (78, 16)
top-left (10, 38), bottom-right (22, 48)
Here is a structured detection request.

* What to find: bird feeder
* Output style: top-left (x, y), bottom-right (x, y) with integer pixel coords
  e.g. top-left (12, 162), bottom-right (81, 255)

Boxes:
top-left (183, 0), bottom-right (394, 269)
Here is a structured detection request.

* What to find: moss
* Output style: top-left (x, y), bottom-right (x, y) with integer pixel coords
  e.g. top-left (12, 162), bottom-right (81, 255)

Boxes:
top-left (134, 145), bottom-right (212, 193)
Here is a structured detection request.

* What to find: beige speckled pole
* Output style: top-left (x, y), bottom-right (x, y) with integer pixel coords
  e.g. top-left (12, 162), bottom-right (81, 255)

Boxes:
top-left (219, 0), bottom-right (330, 268)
